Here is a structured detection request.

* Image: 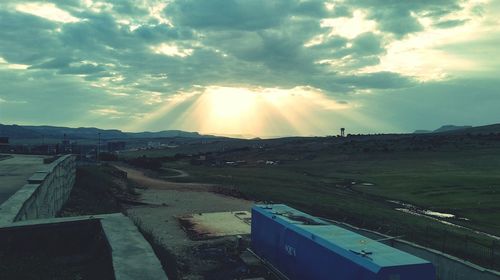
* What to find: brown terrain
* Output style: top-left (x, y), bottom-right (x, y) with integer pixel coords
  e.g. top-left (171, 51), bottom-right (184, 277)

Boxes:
top-left (113, 164), bottom-right (254, 280)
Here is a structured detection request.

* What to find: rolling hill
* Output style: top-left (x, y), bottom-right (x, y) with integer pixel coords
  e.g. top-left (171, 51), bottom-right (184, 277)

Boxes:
top-left (0, 124), bottom-right (212, 140)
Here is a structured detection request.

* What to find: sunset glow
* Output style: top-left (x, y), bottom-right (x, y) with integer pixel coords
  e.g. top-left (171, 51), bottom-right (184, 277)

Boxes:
top-left (1, 0), bottom-right (499, 136)
top-left (129, 86), bottom-right (353, 137)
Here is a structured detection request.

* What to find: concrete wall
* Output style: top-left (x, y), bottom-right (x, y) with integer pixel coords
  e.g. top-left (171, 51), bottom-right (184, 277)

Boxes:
top-left (0, 213), bottom-right (168, 280)
top-left (327, 219), bottom-right (500, 280)
top-left (0, 155), bottom-right (76, 224)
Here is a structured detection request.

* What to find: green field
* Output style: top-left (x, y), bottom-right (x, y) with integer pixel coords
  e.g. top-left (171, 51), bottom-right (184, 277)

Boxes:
top-left (120, 134), bottom-right (500, 269)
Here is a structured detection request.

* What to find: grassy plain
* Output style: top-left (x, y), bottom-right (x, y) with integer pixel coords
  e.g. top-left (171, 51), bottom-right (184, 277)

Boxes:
top-left (121, 134), bottom-right (500, 268)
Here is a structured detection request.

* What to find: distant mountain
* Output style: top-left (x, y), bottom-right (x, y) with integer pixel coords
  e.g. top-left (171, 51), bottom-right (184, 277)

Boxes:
top-left (127, 130), bottom-right (202, 138)
top-left (413, 129), bottom-right (432, 134)
top-left (0, 124), bottom-right (213, 140)
top-left (433, 125), bottom-right (473, 133)
top-left (451, 123), bottom-right (500, 135)
top-left (414, 124), bottom-right (500, 135)
top-left (0, 124), bottom-right (41, 139)
top-left (24, 125), bottom-right (127, 139)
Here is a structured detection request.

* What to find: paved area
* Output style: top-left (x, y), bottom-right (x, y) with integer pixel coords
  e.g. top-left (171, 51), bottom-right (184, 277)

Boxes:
top-left (0, 154), bottom-right (46, 204)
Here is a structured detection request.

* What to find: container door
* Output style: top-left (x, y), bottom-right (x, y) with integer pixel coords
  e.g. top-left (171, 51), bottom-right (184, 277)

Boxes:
top-left (280, 228), bottom-right (299, 279)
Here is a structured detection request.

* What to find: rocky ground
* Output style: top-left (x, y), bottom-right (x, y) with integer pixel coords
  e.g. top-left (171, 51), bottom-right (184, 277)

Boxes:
top-left (113, 164), bottom-right (272, 280)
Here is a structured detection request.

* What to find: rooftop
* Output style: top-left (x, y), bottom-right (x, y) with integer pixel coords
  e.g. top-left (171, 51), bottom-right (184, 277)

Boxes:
top-left (254, 204), bottom-right (430, 271)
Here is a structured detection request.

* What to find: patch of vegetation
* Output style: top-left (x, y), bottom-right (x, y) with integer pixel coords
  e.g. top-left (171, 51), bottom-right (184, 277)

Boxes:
top-left (158, 167), bottom-right (183, 177)
top-left (0, 155), bottom-right (12, 161)
top-left (130, 218), bottom-right (184, 280)
top-left (126, 156), bottom-right (164, 170)
top-left (58, 164), bottom-right (137, 217)
top-left (98, 152), bottom-right (119, 161)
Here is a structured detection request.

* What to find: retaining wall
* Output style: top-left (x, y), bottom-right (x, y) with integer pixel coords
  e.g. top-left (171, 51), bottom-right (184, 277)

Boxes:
top-left (0, 154), bottom-right (76, 224)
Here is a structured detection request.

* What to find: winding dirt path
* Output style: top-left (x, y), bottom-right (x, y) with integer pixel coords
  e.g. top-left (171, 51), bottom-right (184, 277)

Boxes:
top-left (112, 164), bottom-right (212, 192)
top-left (160, 167), bottom-right (189, 178)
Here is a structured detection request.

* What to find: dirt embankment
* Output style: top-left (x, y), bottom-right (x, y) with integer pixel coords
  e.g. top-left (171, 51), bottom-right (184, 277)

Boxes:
top-left (113, 163), bottom-right (254, 279)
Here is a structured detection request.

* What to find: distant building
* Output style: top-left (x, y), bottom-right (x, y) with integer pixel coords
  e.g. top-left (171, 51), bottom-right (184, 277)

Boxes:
top-left (0, 137), bottom-right (9, 145)
top-left (0, 137), bottom-right (10, 153)
top-left (107, 141), bottom-right (126, 152)
top-left (147, 141), bottom-right (161, 149)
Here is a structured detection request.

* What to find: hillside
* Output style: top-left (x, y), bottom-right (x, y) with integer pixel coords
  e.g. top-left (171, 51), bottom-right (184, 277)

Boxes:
top-left (414, 123), bottom-right (499, 134)
top-left (0, 124), bottom-right (41, 139)
top-left (0, 124), bottom-right (212, 140)
top-left (433, 125), bottom-right (472, 133)
top-left (453, 123), bottom-right (500, 135)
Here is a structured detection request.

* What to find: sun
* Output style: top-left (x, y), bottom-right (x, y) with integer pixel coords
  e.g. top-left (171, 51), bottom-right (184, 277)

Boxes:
top-left (205, 87), bottom-right (257, 120)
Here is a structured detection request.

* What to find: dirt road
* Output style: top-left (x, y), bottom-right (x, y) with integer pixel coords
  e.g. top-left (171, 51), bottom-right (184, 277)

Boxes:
top-left (161, 167), bottom-right (189, 178)
top-left (115, 163), bottom-right (253, 279)
top-left (113, 164), bottom-right (212, 192)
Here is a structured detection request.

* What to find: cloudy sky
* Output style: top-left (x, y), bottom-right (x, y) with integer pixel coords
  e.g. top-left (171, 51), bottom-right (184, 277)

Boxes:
top-left (0, 0), bottom-right (499, 137)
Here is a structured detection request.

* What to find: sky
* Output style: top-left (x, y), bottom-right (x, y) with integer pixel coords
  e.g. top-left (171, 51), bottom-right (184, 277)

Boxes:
top-left (0, 0), bottom-right (499, 137)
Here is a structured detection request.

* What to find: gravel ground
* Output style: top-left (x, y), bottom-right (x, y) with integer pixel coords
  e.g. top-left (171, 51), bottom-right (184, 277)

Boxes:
top-left (113, 164), bottom-right (254, 279)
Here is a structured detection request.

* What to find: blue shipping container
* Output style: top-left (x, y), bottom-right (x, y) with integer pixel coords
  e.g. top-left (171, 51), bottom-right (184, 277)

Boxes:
top-left (251, 204), bottom-right (435, 280)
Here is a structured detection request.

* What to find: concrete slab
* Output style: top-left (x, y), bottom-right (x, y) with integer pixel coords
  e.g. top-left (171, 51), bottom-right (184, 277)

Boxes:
top-left (100, 213), bottom-right (168, 280)
top-left (178, 211), bottom-right (251, 240)
top-left (0, 154), bottom-right (46, 204)
top-left (27, 171), bottom-right (49, 184)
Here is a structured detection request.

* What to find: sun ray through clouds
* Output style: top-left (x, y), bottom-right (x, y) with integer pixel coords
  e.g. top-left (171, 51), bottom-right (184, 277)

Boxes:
top-left (129, 86), bottom-right (368, 137)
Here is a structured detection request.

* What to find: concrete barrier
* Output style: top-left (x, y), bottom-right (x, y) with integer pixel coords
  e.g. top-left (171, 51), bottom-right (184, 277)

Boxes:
top-left (0, 213), bottom-right (168, 280)
top-left (0, 155), bottom-right (76, 223)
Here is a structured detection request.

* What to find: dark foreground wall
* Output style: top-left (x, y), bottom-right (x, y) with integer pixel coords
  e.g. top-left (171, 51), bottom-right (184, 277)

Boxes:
top-left (0, 214), bottom-right (168, 280)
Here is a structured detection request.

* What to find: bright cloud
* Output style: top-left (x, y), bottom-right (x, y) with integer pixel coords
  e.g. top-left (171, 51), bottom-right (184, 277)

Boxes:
top-left (321, 10), bottom-right (377, 39)
top-left (151, 43), bottom-right (194, 58)
top-left (16, 2), bottom-right (80, 23)
top-left (360, 0), bottom-right (499, 81)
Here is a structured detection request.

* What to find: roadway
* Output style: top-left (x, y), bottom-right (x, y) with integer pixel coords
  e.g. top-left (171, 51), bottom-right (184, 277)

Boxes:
top-left (0, 154), bottom-right (46, 204)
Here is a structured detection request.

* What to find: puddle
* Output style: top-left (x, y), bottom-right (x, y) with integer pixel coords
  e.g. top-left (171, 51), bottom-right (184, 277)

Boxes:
top-left (389, 200), bottom-right (499, 240)
top-left (422, 210), bottom-right (455, 219)
top-left (350, 181), bottom-right (375, 186)
top-left (389, 200), bottom-right (458, 219)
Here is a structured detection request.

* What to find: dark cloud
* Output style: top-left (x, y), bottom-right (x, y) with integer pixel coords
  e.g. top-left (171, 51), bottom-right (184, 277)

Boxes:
top-left (350, 0), bottom-right (462, 37)
top-left (0, 11), bottom-right (60, 64)
top-left (350, 32), bottom-right (384, 56)
top-left (133, 24), bottom-right (194, 42)
top-left (292, 1), bottom-right (331, 18)
top-left (108, 0), bottom-right (148, 16)
top-left (372, 9), bottom-right (423, 37)
top-left (165, 0), bottom-right (295, 31)
top-left (59, 63), bottom-right (107, 75)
